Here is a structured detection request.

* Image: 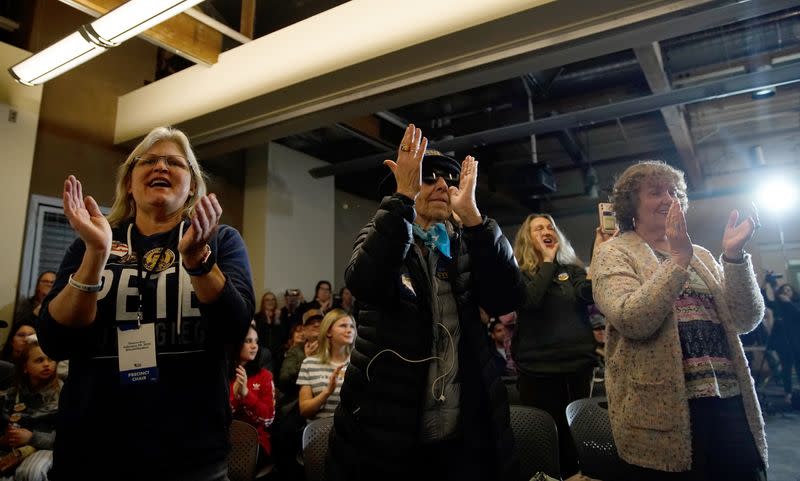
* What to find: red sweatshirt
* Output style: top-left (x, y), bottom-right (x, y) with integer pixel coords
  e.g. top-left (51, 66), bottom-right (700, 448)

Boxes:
top-left (230, 368), bottom-right (276, 455)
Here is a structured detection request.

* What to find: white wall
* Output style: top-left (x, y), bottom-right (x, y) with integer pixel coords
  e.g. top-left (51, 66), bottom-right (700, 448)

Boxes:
top-left (243, 142), bottom-right (335, 300)
top-left (0, 42), bottom-right (42, 331)
top-left (334, 190), bottom-right (378, 291)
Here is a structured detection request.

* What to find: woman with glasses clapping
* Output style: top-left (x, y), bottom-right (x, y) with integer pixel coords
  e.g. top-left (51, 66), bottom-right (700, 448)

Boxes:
top-left (39, 126), bottom-right (255, 481)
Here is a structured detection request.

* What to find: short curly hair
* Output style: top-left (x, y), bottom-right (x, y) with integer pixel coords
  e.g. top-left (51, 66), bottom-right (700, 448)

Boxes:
top-left (611, 161), bottom-right (688, 232)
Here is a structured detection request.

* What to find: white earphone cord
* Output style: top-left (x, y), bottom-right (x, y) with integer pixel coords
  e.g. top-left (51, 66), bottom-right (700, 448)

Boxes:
top-left (365, 322), bottom-right (456, 402)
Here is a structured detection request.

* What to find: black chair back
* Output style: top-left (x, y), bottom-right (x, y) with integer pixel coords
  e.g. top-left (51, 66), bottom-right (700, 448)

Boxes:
top-left (228, 420), bottom-right (259, 481)
top-left (302, 416), bottom-right (334, 481)
top-left (510, 405), bottom-right (561, 480)
top-left (565, 397), bottom-right (629, 481)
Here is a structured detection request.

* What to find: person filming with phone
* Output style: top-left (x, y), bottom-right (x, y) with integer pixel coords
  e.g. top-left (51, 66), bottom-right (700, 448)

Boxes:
top-left (511, 213), bottom-right (613, 478)
top-left (591, 161), bottom-right (766, 480)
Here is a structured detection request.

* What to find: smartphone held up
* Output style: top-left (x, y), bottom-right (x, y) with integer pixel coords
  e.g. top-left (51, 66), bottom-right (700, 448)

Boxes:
top-left (598, 202), bottom-right (617, 234)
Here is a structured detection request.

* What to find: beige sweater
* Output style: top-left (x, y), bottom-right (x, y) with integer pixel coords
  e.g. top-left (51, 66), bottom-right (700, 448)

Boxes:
top-left (592, 232), bottom-right (767, 472)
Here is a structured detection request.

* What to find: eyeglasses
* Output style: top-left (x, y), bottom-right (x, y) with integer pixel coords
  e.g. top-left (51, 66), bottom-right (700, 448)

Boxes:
top-left (133, 154), bottom-right (189, 170)
top-left (421, 170), bottom-right (459, 187)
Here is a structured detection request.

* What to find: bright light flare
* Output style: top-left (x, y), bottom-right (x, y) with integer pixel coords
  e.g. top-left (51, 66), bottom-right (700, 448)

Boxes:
top-left (756, 178), bottom-right (798, 214)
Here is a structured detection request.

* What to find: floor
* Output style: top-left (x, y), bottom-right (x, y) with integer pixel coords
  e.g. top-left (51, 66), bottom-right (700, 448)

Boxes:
top-left (761, 385), bottom-right (800, 481)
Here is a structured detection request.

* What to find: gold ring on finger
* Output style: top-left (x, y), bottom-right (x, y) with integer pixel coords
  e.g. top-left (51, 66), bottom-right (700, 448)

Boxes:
top-left (400, 144), bottom-right (411, 152)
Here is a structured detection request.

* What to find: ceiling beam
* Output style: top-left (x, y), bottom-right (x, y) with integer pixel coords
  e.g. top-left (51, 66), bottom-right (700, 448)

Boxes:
top-left (240, 0), bottom-right (255, 40)
top-left (58, 0), bottom-right (222, 64)
top-left (310, 60), bottom-right (800, 177)
top-left (634, 42), bottom-right (703, 188)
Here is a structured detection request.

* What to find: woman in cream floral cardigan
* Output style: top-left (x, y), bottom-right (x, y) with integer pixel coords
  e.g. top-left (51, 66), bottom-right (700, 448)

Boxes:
top-left (592, 161), bottom-right (766, 480)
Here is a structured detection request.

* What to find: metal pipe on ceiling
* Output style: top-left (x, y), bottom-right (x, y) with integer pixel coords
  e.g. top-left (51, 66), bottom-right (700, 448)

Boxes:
top-left (309, 60), bottom-right (800, 178)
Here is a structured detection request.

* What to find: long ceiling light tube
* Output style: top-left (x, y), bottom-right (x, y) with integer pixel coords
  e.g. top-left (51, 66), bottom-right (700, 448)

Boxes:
top-left (8, 29), bottom-right (106, 86)
top-left (8, 0), bottom-right (205, 86)
top-left (85, 0), bottom-right (205, 47)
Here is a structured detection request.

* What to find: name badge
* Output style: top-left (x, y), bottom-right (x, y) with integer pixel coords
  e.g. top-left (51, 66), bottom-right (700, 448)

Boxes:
top-left (118, 323), bottom-right (159, 384)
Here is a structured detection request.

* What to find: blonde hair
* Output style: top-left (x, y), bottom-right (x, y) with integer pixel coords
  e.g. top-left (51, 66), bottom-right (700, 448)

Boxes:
top-left (611, 160), bottom-right (687, 232)
top-left (317, 308), bottom-right (355, 364)
top-left (107, 126), bottom-right (207, 227)
top-left (513, 213), bottom-right (583, 273)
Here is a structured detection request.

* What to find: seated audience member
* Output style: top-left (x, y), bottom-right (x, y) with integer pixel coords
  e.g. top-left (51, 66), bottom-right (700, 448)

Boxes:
top-left (0, 323), bottom-right (38, 392)
top-left (230, 323), bottom-right (275, 466)
top-left (299, 281), bottom-right (333, 318)
top-left (284, 324), bottom-right (305, 357)
top-left (297, 309), bottom-right (355, 422)
top-left (13, 272), bottom-right (55, 326)
top-left (488, 319), bottom-right (516, 378)
top-left (587, 304), bottom-right (607, 359)
top-left (278, 324), bottom-right (306, 385)
top-left (0, 341), bottom-right (61, 481)
top-left (278, 309), bottom-right (323, 396)
top-left (1, 324), bottom-right (36, 365)
top-left (254, 291), bottom-right (288, 374)
top-left (279, 289), bottom-right (304, 330)
top-left (333, 286), bottom-right (356, 315)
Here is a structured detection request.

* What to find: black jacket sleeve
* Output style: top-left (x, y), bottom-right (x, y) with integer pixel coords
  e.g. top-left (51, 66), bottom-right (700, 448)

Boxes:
top-left (345, 194), bottom-right (415, 305)
top-left (569, 264), bottom-right (594, 304)
top-left (462, 217), bottom-right (524, 316)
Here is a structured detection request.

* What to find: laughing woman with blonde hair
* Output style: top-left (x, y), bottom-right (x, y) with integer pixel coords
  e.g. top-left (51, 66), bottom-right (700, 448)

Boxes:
top-left (512, 213), bottom-right (611, 478)
top-left (39, 126), bottom-right (255, 481)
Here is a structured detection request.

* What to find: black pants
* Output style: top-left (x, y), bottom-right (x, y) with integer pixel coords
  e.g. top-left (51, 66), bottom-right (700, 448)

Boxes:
top-left (626, 396), bottom-right (766, 481)
top-left (517, 367), bottom-right (593, 478)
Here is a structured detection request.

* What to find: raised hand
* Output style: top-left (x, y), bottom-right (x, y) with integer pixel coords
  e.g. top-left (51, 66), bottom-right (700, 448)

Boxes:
top-left (235, 365), bottom-right (249, 398)
top-left (325, 363), bottom-right (346, 395)
top-left (536, 233), bottom-right (559, 262)
top-left (383, 124), bottom-right (427, 200)
top-left (448, 156), bottom-right (482, 227)
top-left (666, 199), bottom-right (693, 268)
top-left (63, 175), bottom-right (112, 256)
top-left (179, 193), bottom-right (222, 268)
top-left (304, 340), bottom-right (319, 357)
top-left (722, 206), bottom-right (759, 260)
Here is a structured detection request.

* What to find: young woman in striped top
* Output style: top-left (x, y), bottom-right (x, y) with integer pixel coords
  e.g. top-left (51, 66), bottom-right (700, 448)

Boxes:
top-left (297, 309), bottom-right (355, 421)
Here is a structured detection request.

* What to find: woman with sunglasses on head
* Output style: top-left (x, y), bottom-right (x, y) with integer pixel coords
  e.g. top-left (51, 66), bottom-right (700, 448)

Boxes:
top-left (39, 126), bottom-right (255, 481)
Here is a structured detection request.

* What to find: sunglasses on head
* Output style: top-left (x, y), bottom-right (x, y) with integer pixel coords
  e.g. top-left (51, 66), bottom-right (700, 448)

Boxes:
top-left (421, 169), bottom-right (460, 187)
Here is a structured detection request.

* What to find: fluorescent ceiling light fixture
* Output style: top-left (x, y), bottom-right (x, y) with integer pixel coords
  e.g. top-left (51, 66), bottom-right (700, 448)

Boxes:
top-left (8, 30), bottom-right (106, 86)
top-left (756, 178), bottom-right (797, 214)
top-left (8, 0), bottom-right (205, 86)
top-left (85, 0), bottom-right (205, 47)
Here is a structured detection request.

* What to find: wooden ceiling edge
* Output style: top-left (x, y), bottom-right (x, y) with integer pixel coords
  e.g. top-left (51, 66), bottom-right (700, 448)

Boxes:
top-left (60, 0), bottom-right (222, 64)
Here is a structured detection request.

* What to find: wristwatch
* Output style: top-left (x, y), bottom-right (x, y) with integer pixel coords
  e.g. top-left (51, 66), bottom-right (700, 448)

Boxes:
top-left (183, 244), bottom-right (214, 276)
